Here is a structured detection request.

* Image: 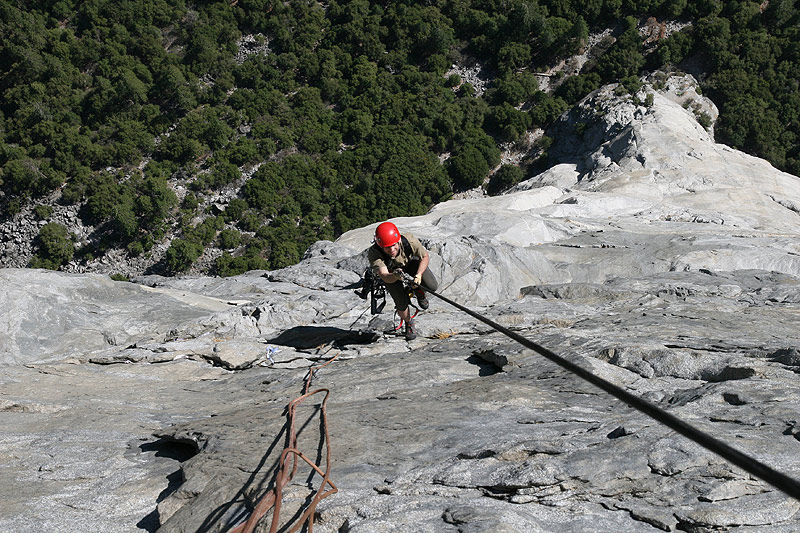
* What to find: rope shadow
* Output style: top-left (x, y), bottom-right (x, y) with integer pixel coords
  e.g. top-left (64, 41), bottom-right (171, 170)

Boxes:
top-left (193, 402), bottom-right (327, 532)
top-left (193, 418), bottom-right (291, 533)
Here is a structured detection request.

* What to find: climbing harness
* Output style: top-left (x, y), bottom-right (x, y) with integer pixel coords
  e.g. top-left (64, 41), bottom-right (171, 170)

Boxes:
top-left (402, 273), bottom-right (800, 502)
top-left (355, 269), bottom-right (422, 334)
top-left (355, 266), bottom-right (423, 324)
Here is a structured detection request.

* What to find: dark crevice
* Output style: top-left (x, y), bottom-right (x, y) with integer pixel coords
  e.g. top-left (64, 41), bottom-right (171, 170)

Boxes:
top-left (607, 426), bottom-right (629, 439)
top-left (722, 392), bottom-right (746, 406)
top-left (466, 354), bottom-right (502, 376)
top-left (136, 437), bottom-right (201, 532)
top-left (140, 437), bottom-right (199, 462)
top-left (457, 449), bottom-right (496, 460)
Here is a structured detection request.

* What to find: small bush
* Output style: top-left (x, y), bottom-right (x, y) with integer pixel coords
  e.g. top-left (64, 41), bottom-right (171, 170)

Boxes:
top-left (29, 222), bottom-right (74, 270)
top-left (218, 228), bottom-right (242, 249)
top-left (33, 205), bottom-right (53, 220)
top-left (182, 192), bottom-right (199, 210)
top-left (127, 241), bottom-right (145, 256)
top-left (165, 238), bottom-right (203, 273)
top-left (487, 164), bottom-right (525, 196)
top-left (696, 111), bottom-right (712, 129)
top-left (448, 145), bottom-right (489, 190)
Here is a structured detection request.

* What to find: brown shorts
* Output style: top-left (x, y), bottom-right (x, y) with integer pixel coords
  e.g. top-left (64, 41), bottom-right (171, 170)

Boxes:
top-left (385, 260), bottom-right (439, 312)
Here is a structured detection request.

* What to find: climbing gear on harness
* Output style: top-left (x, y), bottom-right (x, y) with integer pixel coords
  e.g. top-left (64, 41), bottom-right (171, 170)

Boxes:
top-left (354, 268), bottom-right (386, 315)
top-left (356, 267), bottom-right (428, 317)
top-left (395, 272), bottom-right (429, 312)
top-left (374, 221), bottom-right (401, 247)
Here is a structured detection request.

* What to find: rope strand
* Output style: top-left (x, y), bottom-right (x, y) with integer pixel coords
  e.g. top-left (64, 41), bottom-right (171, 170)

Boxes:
top-left (409, 274), bottom-right (800, 502)
top-left (230, 354), bottom-right (340, 533)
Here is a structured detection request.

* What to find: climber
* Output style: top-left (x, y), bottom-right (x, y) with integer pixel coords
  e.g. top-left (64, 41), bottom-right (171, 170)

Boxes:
top-left (367, 221), bottom-right (438, 341)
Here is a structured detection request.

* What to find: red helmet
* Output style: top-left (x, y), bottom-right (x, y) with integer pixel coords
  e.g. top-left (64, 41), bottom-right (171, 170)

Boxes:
top-left (375, 221), bottom-right (400, 247)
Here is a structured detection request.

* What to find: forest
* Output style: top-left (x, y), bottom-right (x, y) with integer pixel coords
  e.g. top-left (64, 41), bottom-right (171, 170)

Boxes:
top-left (1, 0), bottom-right (799, 275)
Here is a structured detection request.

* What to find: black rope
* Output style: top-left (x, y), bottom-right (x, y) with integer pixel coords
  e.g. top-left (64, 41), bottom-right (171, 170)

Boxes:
top-left (414, 277), bottom-right (800, 501)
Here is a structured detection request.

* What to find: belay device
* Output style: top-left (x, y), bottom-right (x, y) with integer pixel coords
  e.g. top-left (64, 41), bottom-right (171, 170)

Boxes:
top-left (355, 268), bottom-right (386, 315)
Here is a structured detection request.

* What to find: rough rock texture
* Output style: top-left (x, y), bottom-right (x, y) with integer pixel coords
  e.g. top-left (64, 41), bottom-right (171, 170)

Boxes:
top-left (2, 75), bottom-right (800, 533)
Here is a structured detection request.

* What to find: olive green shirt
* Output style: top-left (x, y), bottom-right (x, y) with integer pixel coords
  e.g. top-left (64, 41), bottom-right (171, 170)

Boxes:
top-left (367, 232), bottom-right (427, 275)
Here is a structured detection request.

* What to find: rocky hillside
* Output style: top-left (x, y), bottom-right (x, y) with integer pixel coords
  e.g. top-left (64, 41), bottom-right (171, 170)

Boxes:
top-left (2, 75), bottom-right (800, 533)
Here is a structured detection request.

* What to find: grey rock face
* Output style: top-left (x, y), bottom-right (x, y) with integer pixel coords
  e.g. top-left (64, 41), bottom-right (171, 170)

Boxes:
top-left (0, 268), bottom-right (237, 365)
top-left (2, 74), bottom-right (800, 533)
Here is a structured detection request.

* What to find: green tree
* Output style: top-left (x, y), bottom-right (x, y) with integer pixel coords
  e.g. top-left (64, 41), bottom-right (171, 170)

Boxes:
top-left (225, 138), bottom-right (259, 166)
top-left (136, 170), bottom-right (177, 232)
top-left (164, 238), bottom-right (203, 273)
top-left (215, 252), bottom-right (268, 277)
top-left (84, 172), bottom-right (122, 223)
top-left (491, 72), bottom-right (539, 106)
top-left (594, 16), bottom-right (644, 81)
top-left (150, 64), bottom-right (197, 113)
top-left (652, 29), bottom-right (694, 67)
top-left (110, 193), bottom-right (138, 240)
top-left (487, 164), bottom-right (524, 196)
top-left (529, 92), bottom-right (568, 127)
top-left (764, 0), bottom-right (798, 28)
top-left (218, 228), bottom-right (242, 249)
top-left (694, 16), bottom-right (733, 70)
top-left (717, 95), bottom-right (785, 166)
top-left (659, 0), bottom-right (688, 18)
top-left (561, 16), bottom-right (590, 57)
top-left (726, 1), bottom-right (762, 29)
top-left (30, 222), bottom-right (74, 270)
top-left (497, 42), bottom-right (531, 73)
top-left (448, 145), bottom-right (489, 190)
top-left (685, 0), bottom-right (724, 18)
top-left (486, 103), bottom-right (532, 142)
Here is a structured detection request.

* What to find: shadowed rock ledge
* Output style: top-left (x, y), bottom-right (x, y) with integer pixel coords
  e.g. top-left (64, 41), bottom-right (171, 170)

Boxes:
top-left (2, 75), bottom-right (800, 533)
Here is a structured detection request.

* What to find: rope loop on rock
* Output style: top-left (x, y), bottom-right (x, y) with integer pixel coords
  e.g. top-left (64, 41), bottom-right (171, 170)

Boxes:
top-left (231, 354), bottom-right (340, 533)
top-left (418, 279), bottom-right (800, 502)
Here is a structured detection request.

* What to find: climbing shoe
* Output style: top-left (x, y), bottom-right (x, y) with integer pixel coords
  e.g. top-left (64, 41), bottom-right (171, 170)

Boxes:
top-left (405, 319), bottom-right (417, 341)
top-left (415, 289), bottom-right (429, 310)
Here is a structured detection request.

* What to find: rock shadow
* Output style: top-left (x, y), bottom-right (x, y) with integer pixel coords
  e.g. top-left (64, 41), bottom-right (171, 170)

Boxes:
top-left (269, 325), bottom-right (380, 350)
top-left (467, 354), bottom-right (503, 377)
top-left (136, 438), bottom-right (200, 532)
